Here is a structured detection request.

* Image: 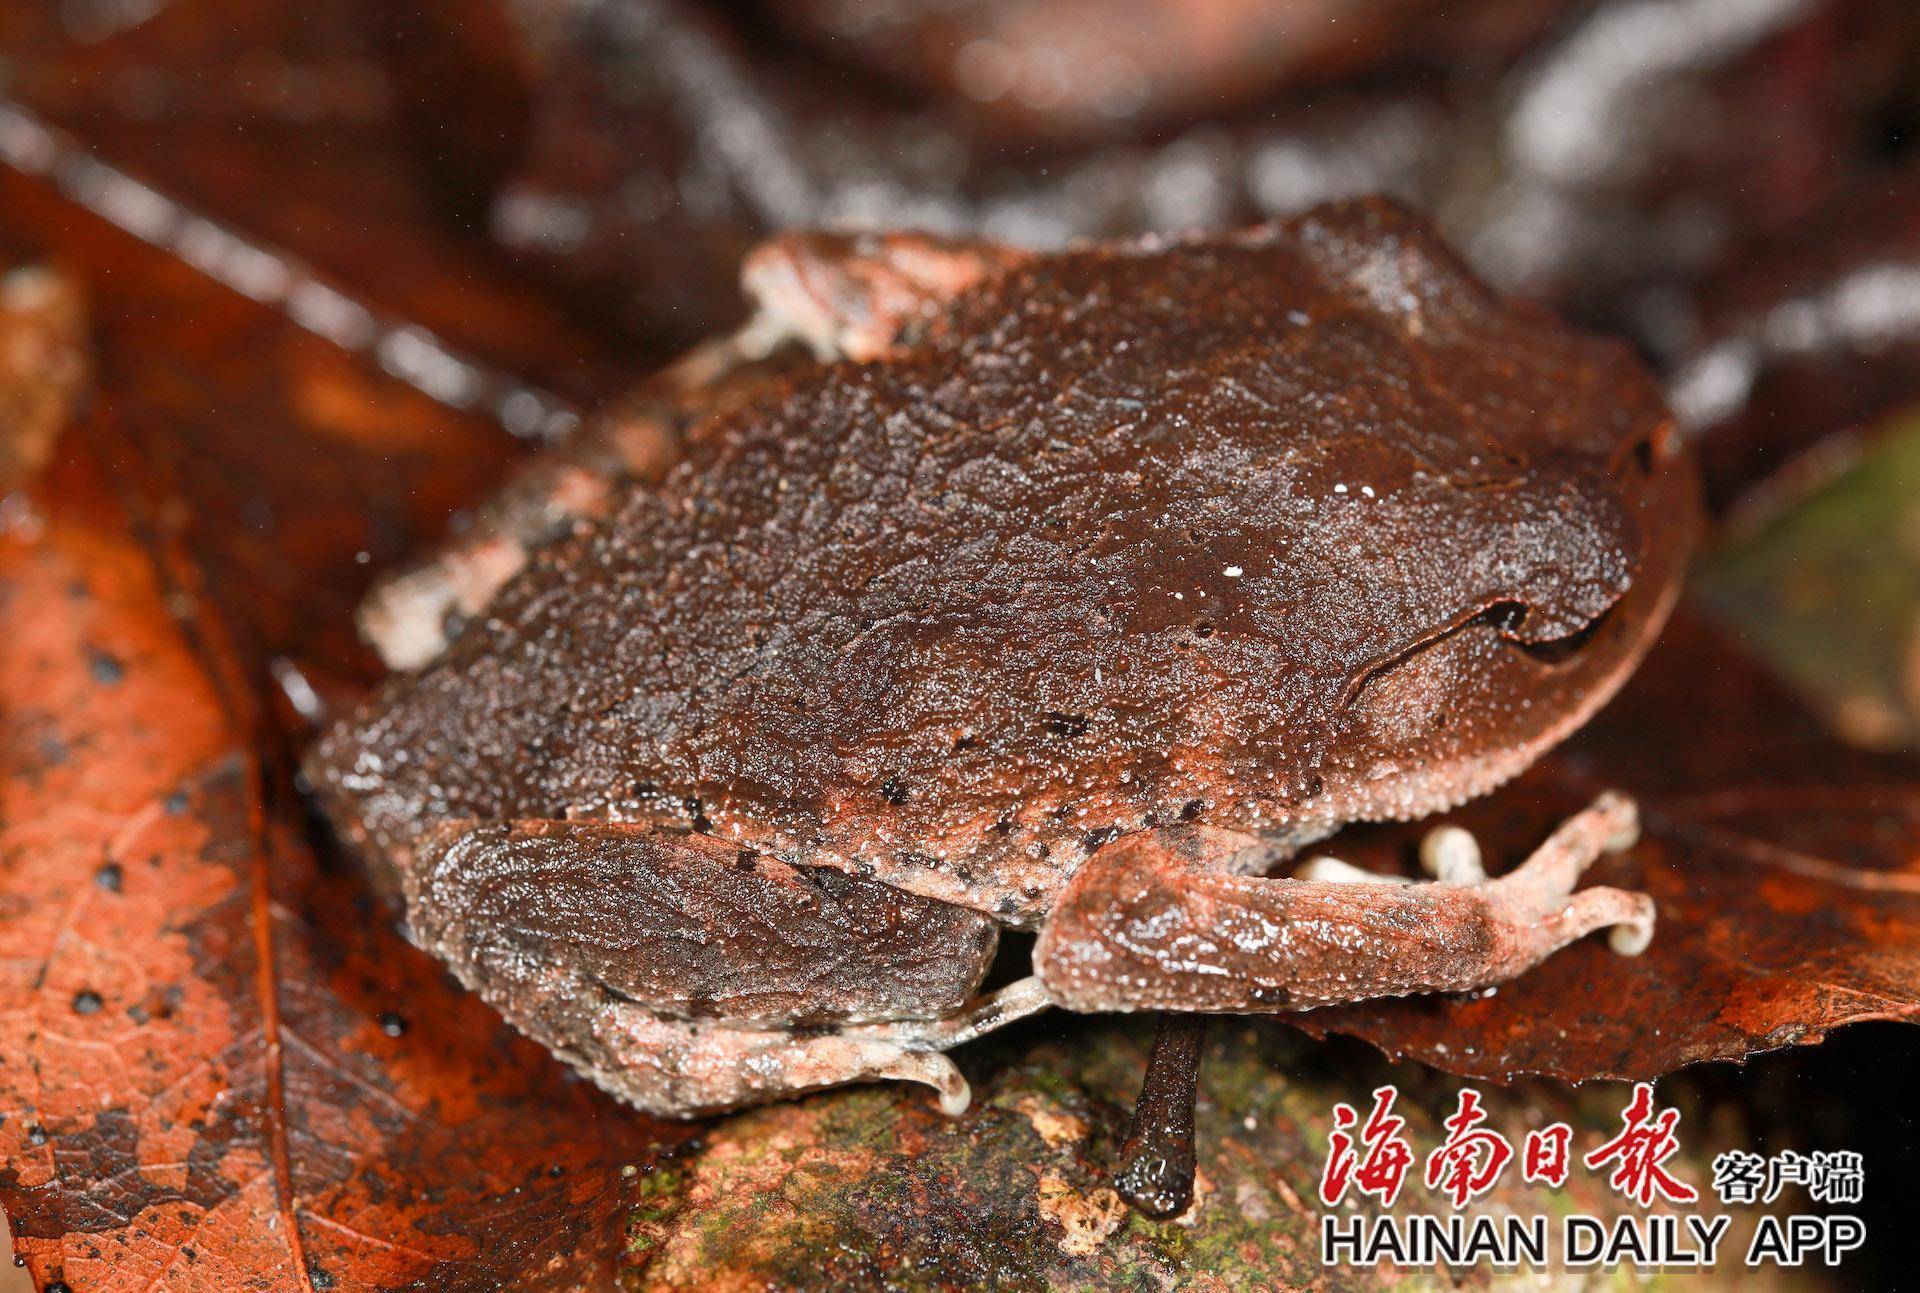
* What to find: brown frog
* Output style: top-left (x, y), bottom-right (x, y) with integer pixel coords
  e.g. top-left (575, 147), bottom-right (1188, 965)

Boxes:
top-left (307, 199), bottom-right (1697, 1210)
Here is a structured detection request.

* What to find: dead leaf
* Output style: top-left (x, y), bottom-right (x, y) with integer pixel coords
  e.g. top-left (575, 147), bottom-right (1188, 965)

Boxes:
top-left (1676, 164), bottom-right (1920, 520)
top-left (0, 433), bottom-right (697, 1291)
top-left (0, 0), bottom-right (631, 405)
top-left (0, 102), bottom-right (698, 1290)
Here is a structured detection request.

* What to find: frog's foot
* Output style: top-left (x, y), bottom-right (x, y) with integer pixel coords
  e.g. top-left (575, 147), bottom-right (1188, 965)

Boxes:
top-left (1034, 793), bottom-right (1654, 1013)
top-left (739, 230), bottom-right (1029, 363)
top-left (486, 974), bottom-right (1055, 1120)
top-left (567, 1007), bottom-right (978, 1118)
top-left (1300, 793), bottom-right (1653, 956)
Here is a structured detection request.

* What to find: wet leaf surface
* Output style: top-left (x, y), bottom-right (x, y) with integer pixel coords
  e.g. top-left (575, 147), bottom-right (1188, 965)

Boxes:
top-left (0, 0), bottom-right (634, 405)
top-left (0, 437), bottom-right (692, 1291)
top-left (0, 144), bottom-right (693, 1293)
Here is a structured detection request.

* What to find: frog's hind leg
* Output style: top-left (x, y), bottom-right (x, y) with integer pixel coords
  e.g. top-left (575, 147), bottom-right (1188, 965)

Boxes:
top-left (562, 1003), bottom-right (988, 1118)
top-left (403, 819), bottom-right (1047, 1117)
top-left (581, 974), bottom-right (1054, 1118)
top-left (1034, 792), bottom-right (1654, 1014)
top-left (354, 349), bottom-right (715, 670)
top-left (738, 230), bottom-right (1028, 362)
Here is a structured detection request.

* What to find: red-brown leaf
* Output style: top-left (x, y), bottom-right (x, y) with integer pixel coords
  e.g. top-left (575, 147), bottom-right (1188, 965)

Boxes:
top-left (0, 156), bottom-right (692, 1293)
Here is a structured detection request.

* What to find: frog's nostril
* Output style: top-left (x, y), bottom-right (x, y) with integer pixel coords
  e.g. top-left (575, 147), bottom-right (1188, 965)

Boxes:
top-left (1614, 433), bottom-right (1661, 476)
top-left (685, 796), bottom-right (715, 832)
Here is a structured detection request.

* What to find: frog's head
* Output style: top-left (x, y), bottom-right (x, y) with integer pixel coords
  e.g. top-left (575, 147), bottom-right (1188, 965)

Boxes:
top-left (986, 198), bottom-right (1705, 834)
top-left (1295, 265), bottom-right (1702, 825)
top-left (1056, 198), bottom-right (1706, 833)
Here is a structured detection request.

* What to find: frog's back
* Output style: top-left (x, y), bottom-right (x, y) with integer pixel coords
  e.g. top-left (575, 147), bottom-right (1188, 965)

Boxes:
top-left (312, 200), bottom-right (1694, 920)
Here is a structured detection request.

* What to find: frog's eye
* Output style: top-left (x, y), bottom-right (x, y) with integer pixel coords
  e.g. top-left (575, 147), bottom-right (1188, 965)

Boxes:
top-left (1486, 600), bottom-right (1615, 666)
top-left (1341, 595), bottom-right (1618, 757)
top-left (1344, 598), bottom-right (1614, 712)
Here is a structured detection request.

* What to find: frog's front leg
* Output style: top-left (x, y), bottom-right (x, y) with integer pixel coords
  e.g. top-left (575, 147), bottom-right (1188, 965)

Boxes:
top-left (1034, 793), bottom-right (1653, 1013)
top-left (402, 819), bottom-right (1047, 1115)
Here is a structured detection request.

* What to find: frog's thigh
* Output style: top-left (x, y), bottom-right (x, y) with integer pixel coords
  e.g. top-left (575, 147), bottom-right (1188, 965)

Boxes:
top-left (1034, 793), bottom-right (1654, 1013)
top-left (407, 820), bottom-right (1030, 1115)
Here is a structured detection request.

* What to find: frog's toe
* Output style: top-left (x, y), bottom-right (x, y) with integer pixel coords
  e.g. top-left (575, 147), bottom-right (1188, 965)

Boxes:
top-left (1292, 822), bottom-right (1487, 887)
top-left (877, 1050), bottom-right (972, 1116)
top-left (1484, 794), bottom-right (1647, 921)
top-left (1607, 897), bottom-right (1658, 956)
top-left (1039, 808), bottom-right (1654, 1015)
top-left (564, 1008), bottom-right (988, 1118)
top-left (1411, 792), bottom-right (1653, 963)
top-left (1284, 797), bottom-right (1652, 974)
top-left (1419, 823), bottom-right (1486, 884)
top-left (1293, 855), bottom-right (1411, 884)
top-left (1501, 878), bottom-right (1657, 962)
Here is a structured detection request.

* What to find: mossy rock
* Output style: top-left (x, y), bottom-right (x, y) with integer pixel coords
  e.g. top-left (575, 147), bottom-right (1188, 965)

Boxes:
top-left (621, 1017), bottom-right (1816, 1291)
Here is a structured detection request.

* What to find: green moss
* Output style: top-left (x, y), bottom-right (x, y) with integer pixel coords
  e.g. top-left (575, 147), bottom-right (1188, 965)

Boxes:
top-left (814, 1086), bottom-right (910, 1153)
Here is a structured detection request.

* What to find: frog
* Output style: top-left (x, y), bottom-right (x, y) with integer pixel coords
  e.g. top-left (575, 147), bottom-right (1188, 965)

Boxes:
top-left (305, 199), bottom-right (1698, 1196)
